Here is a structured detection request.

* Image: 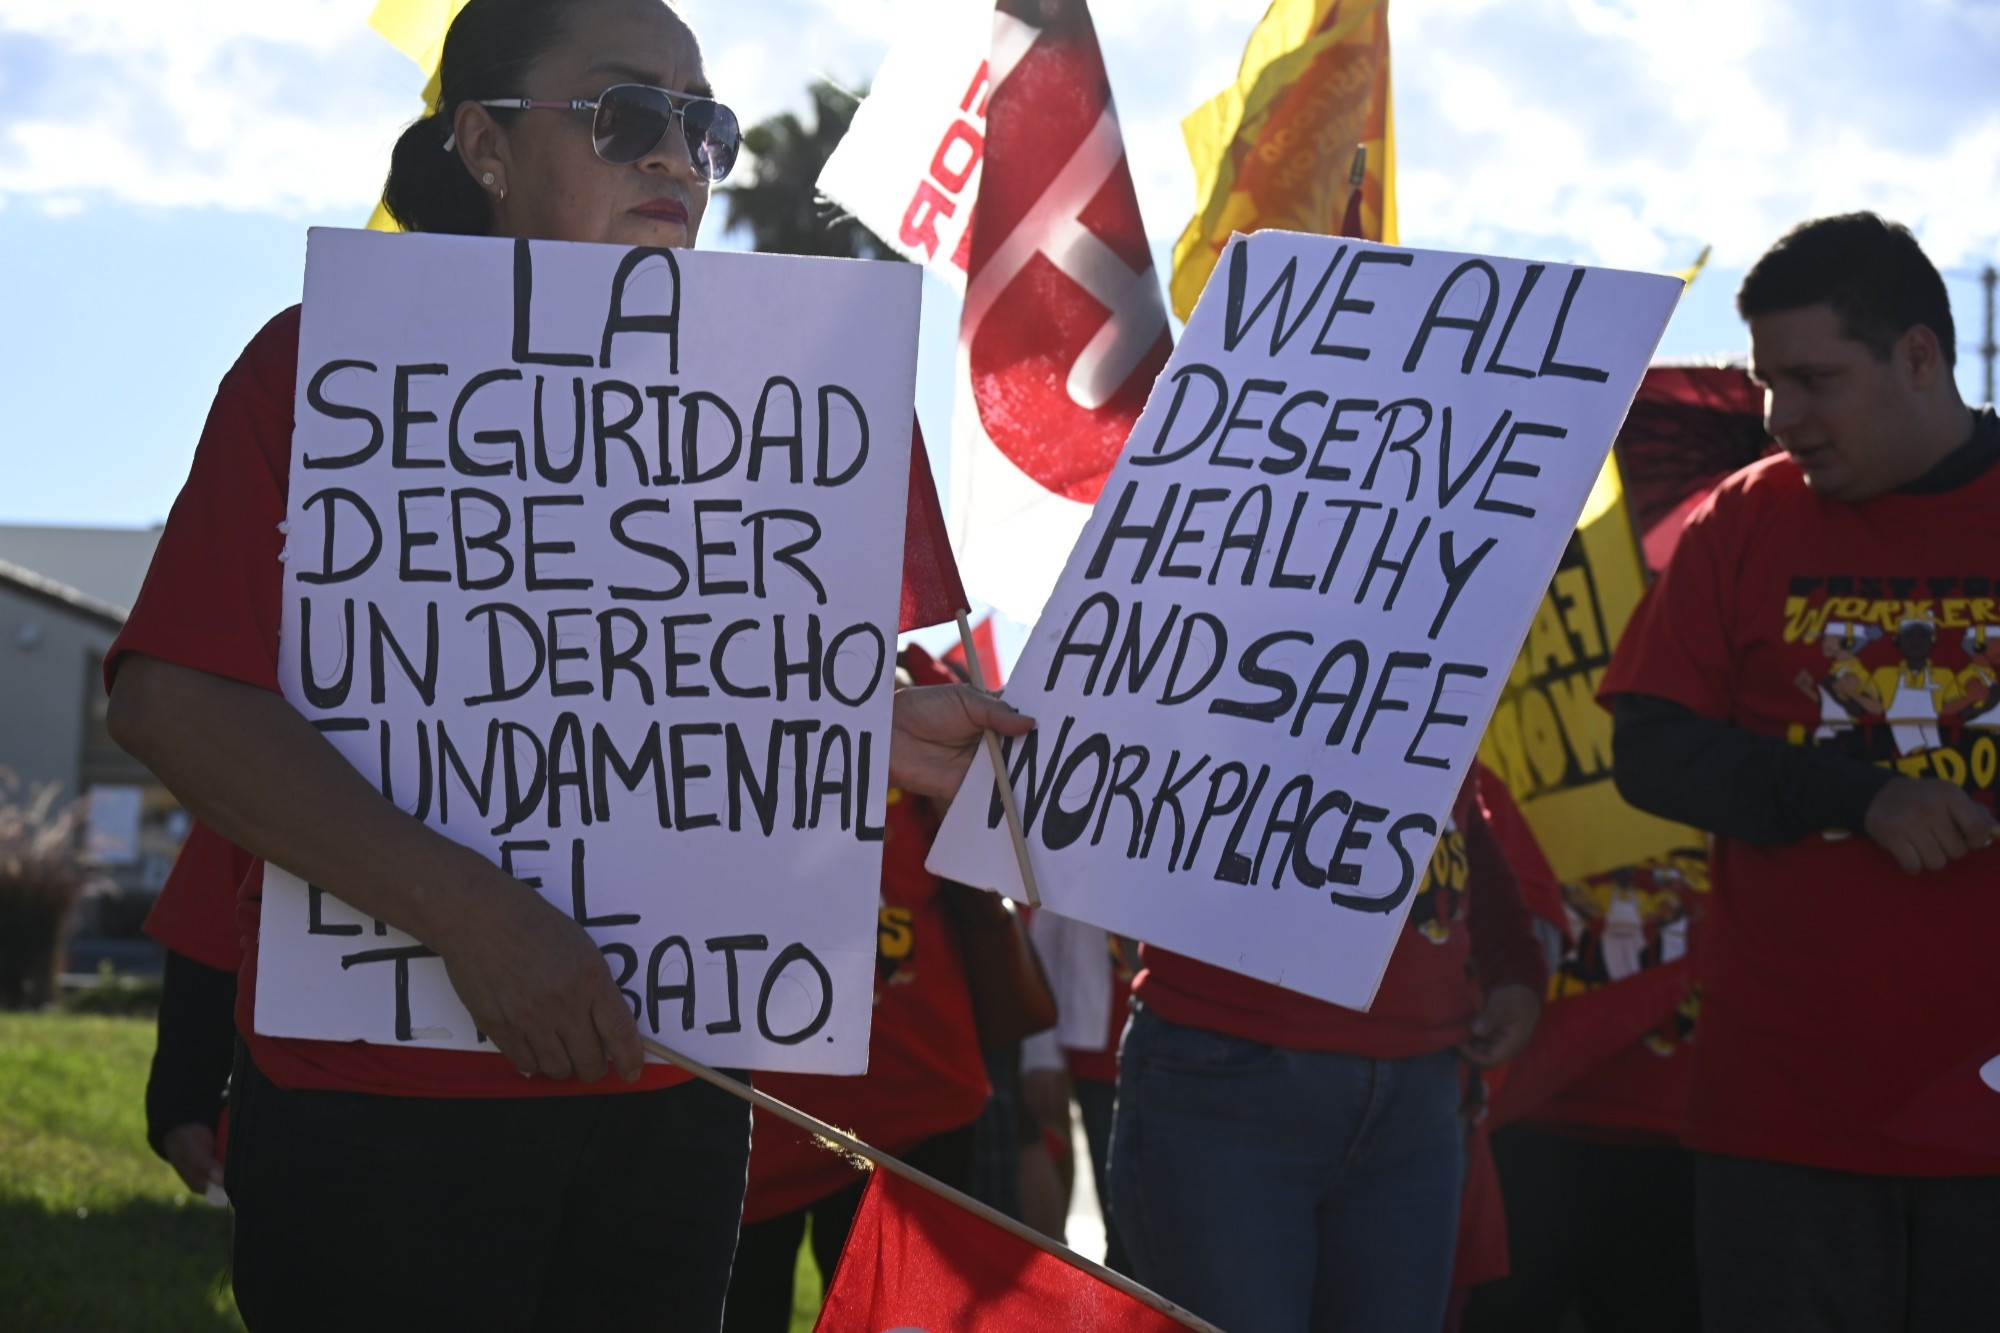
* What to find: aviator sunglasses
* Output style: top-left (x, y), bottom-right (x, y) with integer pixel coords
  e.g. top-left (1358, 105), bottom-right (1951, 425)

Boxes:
top-left (454, 83), bottom-right (741, 183)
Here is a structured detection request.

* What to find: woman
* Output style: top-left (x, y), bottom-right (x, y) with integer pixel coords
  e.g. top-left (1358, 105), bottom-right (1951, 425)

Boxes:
top-left (104, 1), bottom-right (1026, 1327)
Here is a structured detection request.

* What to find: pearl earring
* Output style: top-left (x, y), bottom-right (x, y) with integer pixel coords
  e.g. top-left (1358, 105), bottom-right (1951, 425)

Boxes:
top-left (482, 172), bottom-right (495, 186)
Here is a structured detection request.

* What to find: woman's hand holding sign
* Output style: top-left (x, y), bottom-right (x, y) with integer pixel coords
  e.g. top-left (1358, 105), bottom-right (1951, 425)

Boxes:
top-left (416, 673), bottom-right (1039, 1084)
top-left (889, 684), bottom-right (1035, 802)
top-left (433, 867), bottom-right (644, 1083)
top-left (108, 655), bottom-right (640, 1082)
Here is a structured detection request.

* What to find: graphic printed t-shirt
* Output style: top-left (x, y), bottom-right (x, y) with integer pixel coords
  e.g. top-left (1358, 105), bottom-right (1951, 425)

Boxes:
top-left (1602, 444), bottom-right (2000, 1175)
top-left (108, 307), bottom-right (687, 1098)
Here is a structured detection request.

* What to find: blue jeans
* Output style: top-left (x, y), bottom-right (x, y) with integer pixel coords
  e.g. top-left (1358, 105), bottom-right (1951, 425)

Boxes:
top-left (1110, 1004), bottom-right (1465, 1333)
top-left (1074, 1075), bottom-right (1132, 1274)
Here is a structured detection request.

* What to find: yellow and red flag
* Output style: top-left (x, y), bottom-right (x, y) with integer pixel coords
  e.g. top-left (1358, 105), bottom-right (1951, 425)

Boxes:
top-left (1171, 0), bottom-right (1396, 321)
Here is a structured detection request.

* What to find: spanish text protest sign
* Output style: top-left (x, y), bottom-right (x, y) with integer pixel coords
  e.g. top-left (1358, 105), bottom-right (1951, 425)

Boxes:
top-left (257, 227), bottom-right (920, 1072)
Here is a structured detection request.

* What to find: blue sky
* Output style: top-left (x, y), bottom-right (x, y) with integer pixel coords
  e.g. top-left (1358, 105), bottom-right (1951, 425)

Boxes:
top-left (2, 0), bottom-right (1997, 530)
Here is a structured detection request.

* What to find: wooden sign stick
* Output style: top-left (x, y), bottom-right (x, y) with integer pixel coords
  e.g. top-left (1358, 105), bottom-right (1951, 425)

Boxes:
top-left (953, 608), bottom-right (1042, 908)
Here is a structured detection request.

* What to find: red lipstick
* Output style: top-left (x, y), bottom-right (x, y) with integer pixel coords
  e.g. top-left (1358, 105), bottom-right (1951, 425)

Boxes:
top-left (633, 198), bottom-right (688, 226)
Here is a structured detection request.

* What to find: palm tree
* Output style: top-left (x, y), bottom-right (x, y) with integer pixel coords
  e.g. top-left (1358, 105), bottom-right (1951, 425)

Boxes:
top-left (722, 80), bottom-right (902, 261)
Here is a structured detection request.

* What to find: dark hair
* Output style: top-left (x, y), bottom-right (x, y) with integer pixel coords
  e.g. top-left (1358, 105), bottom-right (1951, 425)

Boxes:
top-left (1736, 212), bottom-right (1956, 368)
top-left (380, 0), bottom-right (581, 235)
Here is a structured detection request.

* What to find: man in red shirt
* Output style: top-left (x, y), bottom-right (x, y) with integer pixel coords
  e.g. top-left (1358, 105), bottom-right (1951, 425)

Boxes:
top-left (1603, 213), bottom-right (2000, 1331)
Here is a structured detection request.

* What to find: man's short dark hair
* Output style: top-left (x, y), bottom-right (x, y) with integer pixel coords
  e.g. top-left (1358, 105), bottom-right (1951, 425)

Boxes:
top-left (1736, 212), bottom-right (1956, 368)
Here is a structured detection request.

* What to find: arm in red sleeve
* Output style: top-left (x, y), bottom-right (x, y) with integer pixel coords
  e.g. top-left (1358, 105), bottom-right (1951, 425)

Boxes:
top-left (107, 309), bottom-right (644, 1088)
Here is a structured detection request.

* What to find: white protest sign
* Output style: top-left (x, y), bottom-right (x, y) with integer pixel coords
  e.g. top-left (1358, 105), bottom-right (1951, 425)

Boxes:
top-left (929, 232), bottom-right (1680, 1009)
top-left (258, 227), bottom-right (919, 1073)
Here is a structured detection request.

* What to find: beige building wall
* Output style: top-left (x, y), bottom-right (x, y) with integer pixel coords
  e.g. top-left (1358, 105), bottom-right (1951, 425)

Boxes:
top-left (0, 524), bottom-right (162, 612)
top-left (0, 563), bottom-right (179, 924)
top-left (0, 565), bottom-right (124, 802)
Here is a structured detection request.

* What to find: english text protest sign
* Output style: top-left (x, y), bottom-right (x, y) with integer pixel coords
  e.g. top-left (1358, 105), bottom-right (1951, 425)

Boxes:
top-left (929, 231), bottom-right (1679, 1008)
top-left (258, 227), bottom-right (920, 1073)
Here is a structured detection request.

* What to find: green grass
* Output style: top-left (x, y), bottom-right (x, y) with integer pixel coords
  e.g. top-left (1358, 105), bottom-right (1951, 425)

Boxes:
top-left (0, 1011), bottom-right (831, 1331)
top-left (793, 1216), bottom-right (826, 1329)
top-left (0, 1011), bottom-right (241, 1332)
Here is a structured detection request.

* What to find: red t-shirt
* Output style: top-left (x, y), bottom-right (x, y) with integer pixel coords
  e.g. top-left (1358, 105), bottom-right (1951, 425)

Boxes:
top-left (1135, 775), bottom-right (1547, 1058)
top-left (143, 822), bottom-right (252, 973)
top-left (743, 788), bottom-right (989, 1222)
top-left (109, 307), bottom-right (687, 1098)
top-left (1601, 450), bottom-right (2000, 1175)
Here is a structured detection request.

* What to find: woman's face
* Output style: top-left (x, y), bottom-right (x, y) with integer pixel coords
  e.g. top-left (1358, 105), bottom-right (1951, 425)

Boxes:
top-left (476, 0), bottom-right (712, 249)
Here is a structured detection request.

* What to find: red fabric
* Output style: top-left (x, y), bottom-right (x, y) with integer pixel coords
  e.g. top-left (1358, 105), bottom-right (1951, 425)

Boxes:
top-left (1135, 775), bottom-right (1548, 1058)
top-left (1884, 1047), bottom-right (2000, 1158)
top-left (1524, 967), bottom-right (1697, 1138)
top-left (1611, 365), bottom-right (1772, 575)
top-left (1473, 768), bottom-right (1567, 942)
top-left (901, 422), bottom-right (968, 630)
top-left (744, 787), bottom-right (989, 1223)
top-left (816, 1170), bottom-right (1186, 1333)
top-left (143, 822), bottom-right (252, 973)
top-left (944, 612), bottom-right (1004, 691)
top-left (901, 641), bottom-right (956, 692)
top-left (107, 307), bottom-right (686, 1099)
top-left (1487, 958), bottom-right (1693, 1132)
top-left (961, 0), bottom-right (1171, 506)
top-left (1477, 771), bottom-right (1700, 1136)
top-left (1451, 1114), bottom-right (1510, 1289)
top-left (1600, 451), bottom-right (2000, 1175)
top-left (1640, 488), bottom-right (1712, 577)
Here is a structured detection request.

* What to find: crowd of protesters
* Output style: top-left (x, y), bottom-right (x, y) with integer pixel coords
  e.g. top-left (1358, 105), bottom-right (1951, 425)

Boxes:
top-left (113, 0), bottom-right (1997, 1329)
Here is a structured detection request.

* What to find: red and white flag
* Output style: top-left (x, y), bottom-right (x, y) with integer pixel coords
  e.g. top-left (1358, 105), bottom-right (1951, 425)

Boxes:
top-left (816, 2), bottom-right (994, 286)
top-left (816, 1171), bottom-right (1189, 1333)
top-left (821, 0), bottom-right (1171, 623)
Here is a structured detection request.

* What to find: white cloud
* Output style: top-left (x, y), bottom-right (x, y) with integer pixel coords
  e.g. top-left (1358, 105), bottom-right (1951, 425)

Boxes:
top-left (0, 0), bottom-right (419, 215)
top-left (0, 0), bottom-right (1995, 271)
top-left (1386, 0), bottom-right (2000, 269)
